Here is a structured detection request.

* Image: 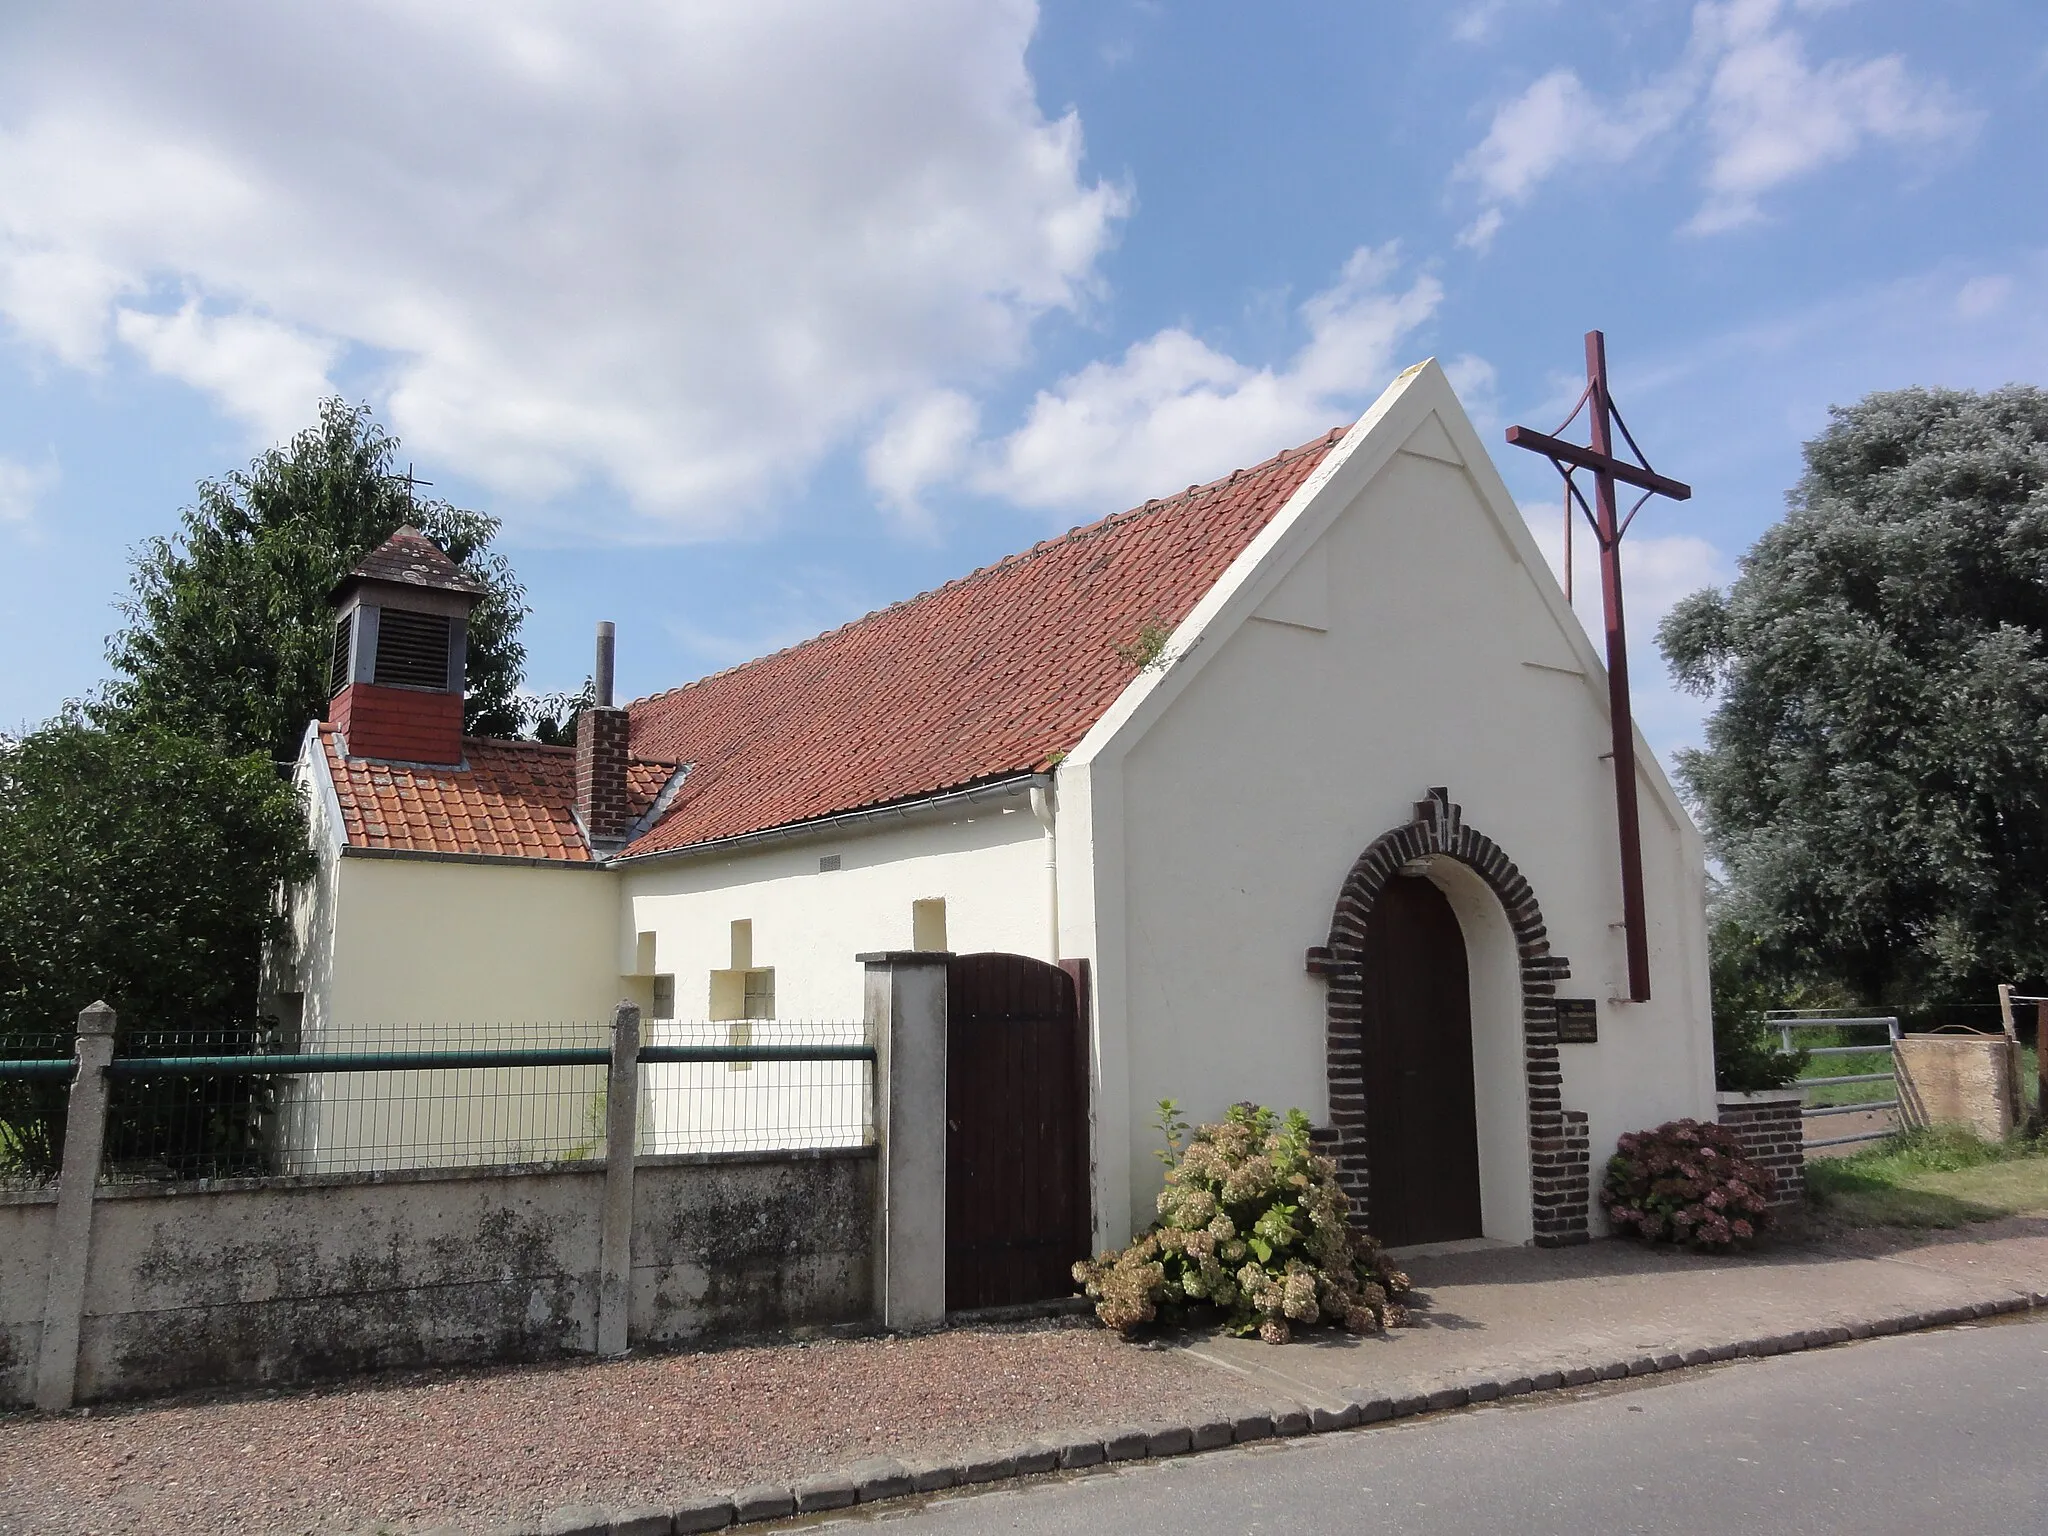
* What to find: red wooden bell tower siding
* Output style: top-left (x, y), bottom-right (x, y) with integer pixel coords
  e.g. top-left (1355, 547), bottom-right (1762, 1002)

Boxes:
top-left (326, 527), bottom-right (486, 766)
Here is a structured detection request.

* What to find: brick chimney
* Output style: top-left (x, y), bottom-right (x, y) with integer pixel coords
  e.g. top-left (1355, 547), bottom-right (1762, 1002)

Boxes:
top-left (327, 528), bottom-right (486, 765)
top-left (576, 621), bottom-right (632, 848)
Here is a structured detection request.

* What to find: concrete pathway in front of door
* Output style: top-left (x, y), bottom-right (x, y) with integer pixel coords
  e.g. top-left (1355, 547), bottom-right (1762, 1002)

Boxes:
top-left (1177, 1216), bottom-right (2048, 1411)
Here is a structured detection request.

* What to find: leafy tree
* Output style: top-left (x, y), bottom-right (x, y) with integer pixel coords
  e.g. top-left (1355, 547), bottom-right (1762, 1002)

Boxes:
top-left (101, 398), bottom-right (529, 763)
top-left (1707, 915), bottom-right (1807, 1091)
top-left (526, 678), bottom-right (595, 747)
top-left (1661, 385), bottom-right (2048, 1003)
top-left (0, 719), bottom-right (315, 1176)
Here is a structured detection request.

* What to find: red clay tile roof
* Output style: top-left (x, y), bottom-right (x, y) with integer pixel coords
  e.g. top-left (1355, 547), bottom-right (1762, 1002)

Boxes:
top-left (331, 526), bottom-right (489, 601)
top-left (619, 427), bottom-right (1344, 857)
top-left (320, 726), bottom-right (678, 862)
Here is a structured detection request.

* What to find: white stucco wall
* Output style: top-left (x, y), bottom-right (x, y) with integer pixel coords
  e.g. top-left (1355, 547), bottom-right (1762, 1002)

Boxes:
top-left (618, 794), bottom-right (1054, 1024)
top-left (1069, 362), bottom-right (1716, 1247)
top-left (324, 856), bottom-right (621, 1031)
top-left (273, 736), bottom-right (628, 1171)
top-left (276, 740), bottom-right (1059, 1170)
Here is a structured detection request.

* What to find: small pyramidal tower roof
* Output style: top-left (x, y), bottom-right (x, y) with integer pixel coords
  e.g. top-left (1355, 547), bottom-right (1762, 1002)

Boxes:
top-left (331, 526), bottom-right (489, 603)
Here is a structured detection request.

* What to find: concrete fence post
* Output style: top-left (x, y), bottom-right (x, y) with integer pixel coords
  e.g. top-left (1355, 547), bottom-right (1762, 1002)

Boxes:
top-left (860, 951), bottom-right (949, 1331)
top-left (35, 1000), bottom-right (117, 1411)
top-left (596, 1000), bottom-right (640, 1357)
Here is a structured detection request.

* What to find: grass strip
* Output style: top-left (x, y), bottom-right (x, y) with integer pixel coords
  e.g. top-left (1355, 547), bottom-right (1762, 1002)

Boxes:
top-left (1807, 1125), bottom-right (2048, 1229)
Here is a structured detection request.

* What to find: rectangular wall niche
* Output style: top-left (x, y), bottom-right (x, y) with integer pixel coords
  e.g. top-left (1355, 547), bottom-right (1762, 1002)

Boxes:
top-left (912, 898), bottom-right (948, 953)
top-left (710, 917), bottom-right (775, 1030)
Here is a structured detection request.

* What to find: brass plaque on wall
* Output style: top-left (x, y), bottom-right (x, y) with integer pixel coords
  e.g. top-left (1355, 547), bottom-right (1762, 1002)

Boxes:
top-left (1556, 998), bottom-right (1599, 1044)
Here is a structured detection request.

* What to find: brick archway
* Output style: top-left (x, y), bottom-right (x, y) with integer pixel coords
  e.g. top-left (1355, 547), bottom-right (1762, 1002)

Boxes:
top-left (1305, 789), bottom-right (1591, 1247)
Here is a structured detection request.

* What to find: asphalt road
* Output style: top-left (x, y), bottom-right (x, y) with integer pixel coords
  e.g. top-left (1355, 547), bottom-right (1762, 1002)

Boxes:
top-left (812, 1315), bottom-right (2047, 1535)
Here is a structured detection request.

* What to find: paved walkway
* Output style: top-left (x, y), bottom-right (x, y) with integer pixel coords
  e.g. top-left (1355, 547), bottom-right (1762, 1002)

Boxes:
top-left (0, 1219), bottom-right (2042, 1534)
top-left (1182, 1216), bottom-right (2048, 1410)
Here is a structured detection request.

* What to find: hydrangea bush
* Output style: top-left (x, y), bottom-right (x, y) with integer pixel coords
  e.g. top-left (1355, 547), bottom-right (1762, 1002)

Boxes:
top-left (1072, 1102), bottom-right (1410, 1344)
top-left (1600, 1118), bottom-right (1776, 1251)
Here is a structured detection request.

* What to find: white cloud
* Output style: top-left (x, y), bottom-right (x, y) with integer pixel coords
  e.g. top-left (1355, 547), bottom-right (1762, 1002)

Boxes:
top-left (1449, 0), bottom-right (1558, 46)
top-left (0, 1), bottom-right (1124, 535)
top-left (115, 302), bottom-right (338, 443)
top-left (1689, 1), bottom-right (1976, 233)
top-left (1455, 0), bottom-right (1972, 246)
top-left (1954, 275), bottom-right (2013, 320)
top-left (0, 453), bottom-right (56, 524)
top-left (1451, 2), bottom-right (1509, 45)
top-left (974, 245), bottom-right (1445, 516)
top-left (863, 390), bottom-right (981, 534)
top-left (1456, 68), bottom-right (1690, 249)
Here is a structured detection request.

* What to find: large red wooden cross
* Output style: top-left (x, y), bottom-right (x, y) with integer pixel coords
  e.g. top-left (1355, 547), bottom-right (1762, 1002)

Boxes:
top-left (1506, 331), bottom-right (1690, 1003)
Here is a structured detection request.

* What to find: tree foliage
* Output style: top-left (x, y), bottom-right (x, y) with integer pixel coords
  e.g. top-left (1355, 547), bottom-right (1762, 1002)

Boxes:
top-left (0, 721), bottom-right (315, 1176)
top-left (1707, 915), bottom-right (1807, 1091)
top-left (0, 719), bottom-right (314, 1035)
top-left (1661, 386), bottom-right (2048, 1002)
top-left (100, 398), bottom-right (529, 762)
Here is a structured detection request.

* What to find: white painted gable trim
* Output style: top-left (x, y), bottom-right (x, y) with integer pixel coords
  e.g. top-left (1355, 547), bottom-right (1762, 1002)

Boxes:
top-left (299, 720), bottom-right (347, 857)
top-left (1065, 356), bottom-right (1695, 845)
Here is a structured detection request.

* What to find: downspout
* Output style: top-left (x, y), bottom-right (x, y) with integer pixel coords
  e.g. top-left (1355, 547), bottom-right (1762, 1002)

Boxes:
top-left (1030, 779), bottom-right (1059, 962)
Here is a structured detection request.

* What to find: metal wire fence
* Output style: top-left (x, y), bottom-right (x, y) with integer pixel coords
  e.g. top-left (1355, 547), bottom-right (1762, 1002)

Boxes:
top-left (0, 1017), bottom-right (874, 1186)
top-left (639, 1019), bottom-right (873, 1155)
top-left (0, 1022), bottom-right (70, 1187)
top-left (262, 1020), bottom-right (615, 1178)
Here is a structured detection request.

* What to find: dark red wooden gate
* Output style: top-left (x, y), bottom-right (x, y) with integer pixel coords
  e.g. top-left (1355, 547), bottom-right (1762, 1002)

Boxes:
top-left (945, 953), bottom-right (1090, 1312)
top-left (1358, 876), bottom-right (1483, 1246)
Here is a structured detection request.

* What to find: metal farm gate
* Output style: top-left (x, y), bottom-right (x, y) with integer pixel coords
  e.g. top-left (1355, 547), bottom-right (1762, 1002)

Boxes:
top-left (944, 953), bottom-right (1090, 1312)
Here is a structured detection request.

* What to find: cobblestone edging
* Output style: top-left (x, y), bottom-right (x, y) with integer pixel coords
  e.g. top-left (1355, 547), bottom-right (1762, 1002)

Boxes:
top-left (479, 1288), bottom-right (2048, 1536)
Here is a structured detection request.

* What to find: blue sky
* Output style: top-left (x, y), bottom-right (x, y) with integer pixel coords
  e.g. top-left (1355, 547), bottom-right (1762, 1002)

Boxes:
top-left (1, 0), bottom-right (2041, 776)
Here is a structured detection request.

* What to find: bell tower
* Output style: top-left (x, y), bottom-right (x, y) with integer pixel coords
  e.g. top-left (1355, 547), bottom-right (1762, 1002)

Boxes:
top-left (326, 527), bottom-right (485, 765)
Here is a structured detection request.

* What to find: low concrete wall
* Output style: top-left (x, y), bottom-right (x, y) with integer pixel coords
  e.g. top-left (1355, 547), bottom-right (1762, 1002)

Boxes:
top-left (0, 1192), bottom-right (57, 1405)
top-left (634, 1151), bottom-right (875, 1347)
top-left (1896, 1035), bottom-right (2021, 1142)
top-left (1, 1148), bottom-right (875, 1407)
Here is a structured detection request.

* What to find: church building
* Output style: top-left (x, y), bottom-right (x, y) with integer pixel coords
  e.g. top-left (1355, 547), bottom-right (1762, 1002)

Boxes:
top-left (275, 358), bottom-right (1716, 1262)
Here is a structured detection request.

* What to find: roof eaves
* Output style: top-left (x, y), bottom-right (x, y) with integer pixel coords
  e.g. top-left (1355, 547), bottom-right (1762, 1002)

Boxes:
top-left (611, 770), bottom-right (1047, 867)
top-left (339, 845), bottom-right (605, 871)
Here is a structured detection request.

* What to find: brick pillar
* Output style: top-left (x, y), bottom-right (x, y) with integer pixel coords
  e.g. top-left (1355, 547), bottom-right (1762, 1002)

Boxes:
top-left (1716, 1090), bottom-right (1806, 1212)
top-left (575, 705), bottom-right (632, 847)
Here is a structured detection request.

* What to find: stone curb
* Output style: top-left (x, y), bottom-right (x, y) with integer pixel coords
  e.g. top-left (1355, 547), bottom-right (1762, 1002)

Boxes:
top-left (498, 1291), bottom-right (2045, 1534)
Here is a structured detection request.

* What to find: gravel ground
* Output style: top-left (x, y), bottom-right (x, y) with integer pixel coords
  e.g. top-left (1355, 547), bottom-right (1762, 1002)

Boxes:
top-left (0, 1320), bottom-right (1247, 1536)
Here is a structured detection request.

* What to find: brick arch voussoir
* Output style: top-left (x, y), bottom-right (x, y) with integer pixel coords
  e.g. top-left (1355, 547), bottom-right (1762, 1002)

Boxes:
top-left (1311, 789), bottom-right (1590, 1248)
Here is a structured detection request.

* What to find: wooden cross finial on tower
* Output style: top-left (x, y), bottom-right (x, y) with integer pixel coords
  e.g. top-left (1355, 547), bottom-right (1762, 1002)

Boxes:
top-left (1506, 332), bottom-right (1690, 1003)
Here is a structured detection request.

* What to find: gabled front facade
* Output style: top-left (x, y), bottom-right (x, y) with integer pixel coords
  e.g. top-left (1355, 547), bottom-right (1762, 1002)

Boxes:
top-left (276, 360), bottom-right (1715, 1253)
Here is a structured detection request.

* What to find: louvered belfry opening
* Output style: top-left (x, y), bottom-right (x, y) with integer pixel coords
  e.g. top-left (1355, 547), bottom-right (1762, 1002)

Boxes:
top-left (325, 527), bottom-right (485, 765)
top-left (373, 608), bottom-right (453, 691)
top-left (329, 611), bottom-right (354, 698)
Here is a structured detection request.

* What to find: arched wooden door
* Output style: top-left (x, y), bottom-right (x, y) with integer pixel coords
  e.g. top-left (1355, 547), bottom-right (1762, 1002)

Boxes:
top-left (1359, 875), bottom-right (1483, 1246)
top-left (945, 953), bottom-right (1090, 1311)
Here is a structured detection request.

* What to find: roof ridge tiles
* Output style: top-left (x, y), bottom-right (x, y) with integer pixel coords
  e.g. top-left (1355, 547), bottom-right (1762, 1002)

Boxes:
top-left (624, 426), bottom-right (1344, 711)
